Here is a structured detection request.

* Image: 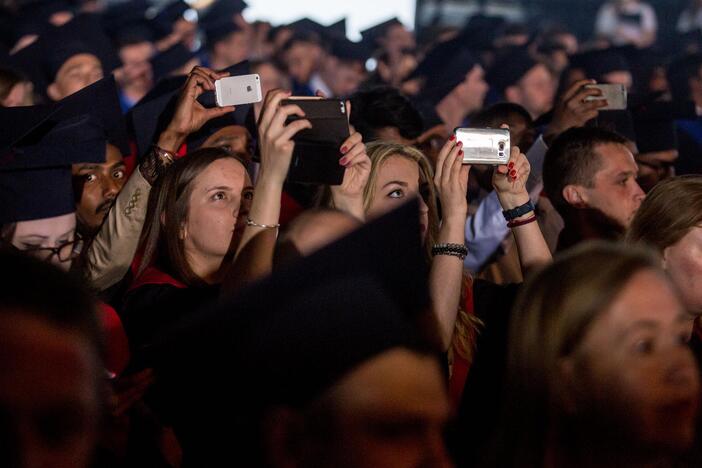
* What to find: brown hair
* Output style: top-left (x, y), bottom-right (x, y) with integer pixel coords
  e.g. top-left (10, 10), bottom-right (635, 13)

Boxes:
top-left (487, 241), bottom-right (662, 468)
top-left (627, 175), bottom-right (702, 253)
top-left (136, 148), bottom-right (248, 287)
top-left (543, 127), bottom-right (629, 213)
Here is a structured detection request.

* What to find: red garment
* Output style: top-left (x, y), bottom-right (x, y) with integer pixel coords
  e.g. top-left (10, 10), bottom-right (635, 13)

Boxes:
top-left (128, 265), bottom-right (187, 293)
top-left (99, 302), bottom-right (130, 377)
top-left (448, 279), bottom-right (475, 407)
top-left (279, 191), bottom-right (305, 227)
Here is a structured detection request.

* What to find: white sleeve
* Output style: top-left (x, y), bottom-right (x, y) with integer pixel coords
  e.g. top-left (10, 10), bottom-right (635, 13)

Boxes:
top-left (642, 3), bottom-right (658, 33)
top-left (595, 4), bottom-right (617, 36)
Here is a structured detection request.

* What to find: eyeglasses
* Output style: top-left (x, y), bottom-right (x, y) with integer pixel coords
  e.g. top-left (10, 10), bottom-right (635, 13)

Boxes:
top-left (12, 236), bottom-right (84, 263)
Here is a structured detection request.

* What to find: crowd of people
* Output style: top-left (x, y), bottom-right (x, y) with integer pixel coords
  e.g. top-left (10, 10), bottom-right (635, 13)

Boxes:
top-left (3, 0), bottom-right (702, 466)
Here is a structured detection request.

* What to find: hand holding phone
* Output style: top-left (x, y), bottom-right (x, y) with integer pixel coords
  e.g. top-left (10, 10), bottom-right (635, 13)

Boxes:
top-left (215, 74), bottom-right (263, 107)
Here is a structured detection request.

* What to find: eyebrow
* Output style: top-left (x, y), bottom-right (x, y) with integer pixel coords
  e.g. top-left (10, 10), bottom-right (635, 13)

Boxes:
top-left (110, 161), bottom-right (126, 170)
top-left (242, 185), bottom-right (254, 191)
top-left (206, 185), bottom-right (233, 192)
top-left (621, 320), bottom-right (659, 338)
top-left (382, 180), bottom-right (409, 189)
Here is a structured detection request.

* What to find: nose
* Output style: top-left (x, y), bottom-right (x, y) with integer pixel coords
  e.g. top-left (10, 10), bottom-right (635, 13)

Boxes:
top-left (418, 194), bottom-right (429, 215)
top-left (102, 176), bottom-right (120, 200)
top-left (633, 181), bottom-right (646, 203)
top-left (667, 349), bottom-right (700, 391)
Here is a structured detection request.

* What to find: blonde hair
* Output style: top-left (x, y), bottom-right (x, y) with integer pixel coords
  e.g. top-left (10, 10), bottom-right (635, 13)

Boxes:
top-left (363, 141), bottom-right (480, 363)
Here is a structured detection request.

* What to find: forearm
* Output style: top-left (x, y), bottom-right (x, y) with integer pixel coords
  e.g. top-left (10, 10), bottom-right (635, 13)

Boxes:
top-left (498, 192), bottom-right (552, 273)
top-left (430, 216), bottom-right (467, 350)
top-left (234, 175), bottom-right (282, 261)
top-left (330, 192), bottom-right (365, 221)
top-left (84, 169), bottom-right (151, 291)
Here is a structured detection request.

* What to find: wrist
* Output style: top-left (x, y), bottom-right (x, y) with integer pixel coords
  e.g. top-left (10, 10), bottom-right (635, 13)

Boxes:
top-left (497, 192), bottom-right (531, 211)
top-left (158, 129), bottom-right (187, 153)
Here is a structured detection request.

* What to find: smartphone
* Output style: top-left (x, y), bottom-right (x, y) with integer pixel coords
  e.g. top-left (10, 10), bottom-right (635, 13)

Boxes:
top-left (584, 83), bottom-right (627, 111)
top-left (282, 98), bottom-right (349, 185)
top-left (454, 128), bottom-right (510, 165)
top-left (214, 74), bottom-right (262, 107)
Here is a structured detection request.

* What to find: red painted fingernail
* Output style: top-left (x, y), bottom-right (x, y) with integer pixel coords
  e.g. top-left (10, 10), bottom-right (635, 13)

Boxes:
top-left (339, 156), bottom-right (347, 165)
top-left (340, 146), bottom-right (348, 154)
top-left (510, 170), bottom-right (517, 177)
top-left (459, 150), bottom-right (464, 157)
top-left (457, 141), bottom-right (463, 148)
top-left (508, 162), bottom-right (514, 169)
top-left (449, 135), bottom-right (456, 141)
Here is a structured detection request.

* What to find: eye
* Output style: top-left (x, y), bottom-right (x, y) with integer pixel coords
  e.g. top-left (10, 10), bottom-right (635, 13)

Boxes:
top-left (211, 191), bottom-right (227, 201)
top-left (21, 243), bottom-right (41, 250)
top-left (243, 190), bottom-right (254, 201)
top-left (388, 189), bottom-right (404, 199)
top-left (83, 173), bottom-right (97, 183)
top-left (112, 170), bottom-right (125, 180)
top-left (634, 338), bottom-right (655, 355)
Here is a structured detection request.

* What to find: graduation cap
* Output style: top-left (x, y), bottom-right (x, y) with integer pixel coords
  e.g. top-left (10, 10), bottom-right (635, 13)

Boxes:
top-left (632, 101), bottom-right (678, 154)
top-left (11, 14), bottom-right (121, 96)
top-left (101, 0), bottom-right (154, 46)
top-left (200, 0), bottom-right (247, 26)
top-left (329, 37), bottom-right (370, 63)
top-left (455, 14), bottom-right (506, 52)
top-left (418, 39), bottom-right (478, 105)
top-left (286, 17), bottom-right (326, 37)
top-left (203, 19), bottom-right (242, 47)
top-left (360, 17), bottom-right (401, 48)
top-left (152, 200), bottom-right (432, 463)
top-left (487, 48), bottom-right (539, 94)
top-left (53, 75), bottom-right (130, 156)
top-left (326, 18), bottom-right (347, 40)
top-left (127, 60), bottom-right (255, 159)
top-left (151, 42), bottom-right (196, 82)
top-left (0, 107), bottom-right (107, 224)
top-left (150, 0), bottom-right (198, 39)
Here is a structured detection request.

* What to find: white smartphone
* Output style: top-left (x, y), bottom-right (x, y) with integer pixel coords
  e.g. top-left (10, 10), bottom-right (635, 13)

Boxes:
top-left (454, 128), bottom-right (510, 165)
top-left (214, 74), bottom-right (262, 107)
top-left (584, 84), bottom-right (627, 111)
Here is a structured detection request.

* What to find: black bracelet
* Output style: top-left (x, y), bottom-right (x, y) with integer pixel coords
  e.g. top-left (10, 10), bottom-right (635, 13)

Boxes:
top-left (432, 243), bottom-right (468, 260)
top-left (502, 200), bottom-right (535, 221)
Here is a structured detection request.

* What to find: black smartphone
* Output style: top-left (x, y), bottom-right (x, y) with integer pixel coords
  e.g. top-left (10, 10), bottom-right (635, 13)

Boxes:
top-left (281, 98), bottom-right (349, 185)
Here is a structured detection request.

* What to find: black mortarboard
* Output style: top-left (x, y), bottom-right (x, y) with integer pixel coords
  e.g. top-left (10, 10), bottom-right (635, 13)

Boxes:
top-left (53, 76), bottom-right (130, 156)
top-left (419, 39), bottom-right (477, 104)
top-left (487, 47), bottom-right (538, 94)
top-left (0, 108), bottom-right (107, 223)
top-left (151, 42), bottom-right (196, 82)
top-left (570, 48), bottom-right (630, 81)
top-left (360, 17), bottom-right (402, 47)
top-left (153, 200), bottom-right (432, 462)
top-left (455, 14), bottom-right (506, 52)
top-left (11, 13), bottom-right (121, 95)
top-left (204, 19), bottom-right (242, 47)
top-left (101, 0), bottom-right (154, 46)
top-left (151, 1), bottom-right (198, 39)
top-left (201, 0), bottom-right (247, 26)
top-left (16, 0), bottom-right (74, 27)
top-left (286, 17), bottom-right (326, 37)
top-left (127, 60), bottom-right (254, 158)
top-left (326, 18), bottom-right (347, 40)
top-left (633, 101), bottom-right (678, 153)
top-left (329, 37), bottom-right (370, 63)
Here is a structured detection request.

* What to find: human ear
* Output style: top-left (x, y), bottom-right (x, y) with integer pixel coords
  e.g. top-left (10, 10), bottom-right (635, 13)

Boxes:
top-left (562, 184), bottom-right (588, 208)
top-left (47, 82), bottom-right (61, 101)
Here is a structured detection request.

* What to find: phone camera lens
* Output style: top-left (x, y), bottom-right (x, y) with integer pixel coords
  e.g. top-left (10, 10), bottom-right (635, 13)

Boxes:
top-left (498, 142), bottom-right (505, 151)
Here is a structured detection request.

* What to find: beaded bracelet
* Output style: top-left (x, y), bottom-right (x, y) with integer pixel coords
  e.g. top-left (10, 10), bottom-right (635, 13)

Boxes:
top-left (246, 217), bottom-right (280, 229)
top-left (507, 215), bottom-right (537, 228)
top-left (431, 243), bottom-right (468, 260)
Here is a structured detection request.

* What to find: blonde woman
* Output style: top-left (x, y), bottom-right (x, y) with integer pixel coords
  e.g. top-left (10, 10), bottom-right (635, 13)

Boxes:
top-left (329, 138), bottom-right (551, 399)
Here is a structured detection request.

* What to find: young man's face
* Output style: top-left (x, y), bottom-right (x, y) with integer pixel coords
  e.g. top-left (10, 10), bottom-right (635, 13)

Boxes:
top-left (283, 42), bottom-right (321, 84)
top-left (271, 348), bottom-right (453, 468)
top-left (48, 53), bottom-right (103, 101)
top-left (118, 41), bottom-right (154, 92)
top-left (509, 64), bottom-right (555, 119)
top-left (72, 144), bottom-right (126, 234)
top-left (577, 143), bottom-right (645, 229)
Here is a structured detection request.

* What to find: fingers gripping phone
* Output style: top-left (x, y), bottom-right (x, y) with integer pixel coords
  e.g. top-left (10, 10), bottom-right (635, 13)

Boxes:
top-left (584, 84), bottom-right (628, 111)
top-left (215, 74), bottom-right (263, 107)
top-left (454, 128), bottom-right (510, 165)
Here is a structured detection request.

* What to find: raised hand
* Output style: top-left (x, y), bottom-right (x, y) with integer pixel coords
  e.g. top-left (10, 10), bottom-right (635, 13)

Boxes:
top-left (157, 66), bottom-right (235, 152)
top-left (493, 146), bottom-right (531, 210)
top-left (544, 79), bottom-right (609, 146)
top-left (434, 136), bottom-right (470, 224)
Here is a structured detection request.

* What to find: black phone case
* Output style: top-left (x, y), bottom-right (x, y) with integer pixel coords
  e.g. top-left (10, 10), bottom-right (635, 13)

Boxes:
top-left (282, 99), bottom-right (349, 185)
